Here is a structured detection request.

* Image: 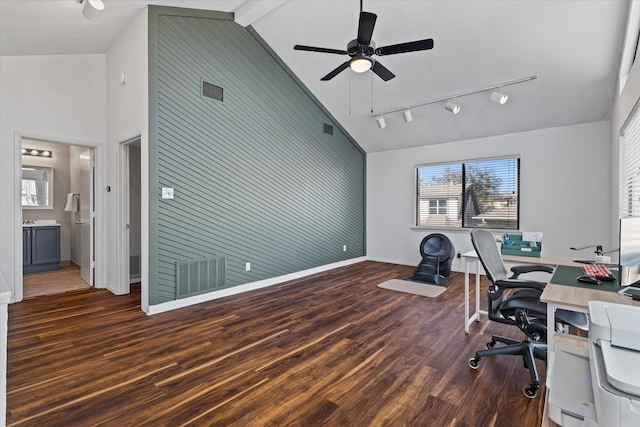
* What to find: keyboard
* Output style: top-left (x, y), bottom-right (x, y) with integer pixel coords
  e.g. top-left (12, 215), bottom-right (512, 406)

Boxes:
top-left (582, 264), bottom-right (615, 281)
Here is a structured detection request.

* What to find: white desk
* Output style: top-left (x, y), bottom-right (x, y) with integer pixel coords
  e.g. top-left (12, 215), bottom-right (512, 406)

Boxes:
top-left (461, 250), bottom-right (578, 333)
top-left (462, 251), bottom-right (486, 333)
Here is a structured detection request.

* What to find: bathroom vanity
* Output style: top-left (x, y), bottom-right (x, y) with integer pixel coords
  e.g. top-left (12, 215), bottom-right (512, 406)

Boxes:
top-left (23, 223), bottom-right (60, 274)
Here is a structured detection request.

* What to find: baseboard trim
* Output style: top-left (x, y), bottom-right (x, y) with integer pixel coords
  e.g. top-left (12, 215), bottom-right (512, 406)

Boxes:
top-left (147, 257), bottom-right (368, 315)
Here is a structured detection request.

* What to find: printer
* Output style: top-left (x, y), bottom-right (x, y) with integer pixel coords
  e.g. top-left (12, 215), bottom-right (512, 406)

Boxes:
top-left (547, 301), bottom-right (640, 426)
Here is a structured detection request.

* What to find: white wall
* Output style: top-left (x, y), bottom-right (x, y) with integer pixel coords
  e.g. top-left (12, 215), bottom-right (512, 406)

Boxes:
top-left (367, 121), bottom-right (612, 271)
top-left (0, 54), bottom-right (106, 301)
top-left (105, 9), bottom-right (148, 308)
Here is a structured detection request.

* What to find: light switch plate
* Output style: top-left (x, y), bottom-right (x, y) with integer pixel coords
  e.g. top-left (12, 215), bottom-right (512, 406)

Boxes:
top-left (161, 187), bottom-right (174, 199)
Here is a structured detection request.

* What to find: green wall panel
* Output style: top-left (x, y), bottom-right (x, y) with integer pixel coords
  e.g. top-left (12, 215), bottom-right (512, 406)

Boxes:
top-left (148, 7), bottom-right (366, 304)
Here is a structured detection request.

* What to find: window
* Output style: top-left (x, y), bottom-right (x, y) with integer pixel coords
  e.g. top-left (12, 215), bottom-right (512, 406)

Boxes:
top-left (620, 101), bottom-right (640, 217)
top-left (416, 157), bottom-right (520, 229)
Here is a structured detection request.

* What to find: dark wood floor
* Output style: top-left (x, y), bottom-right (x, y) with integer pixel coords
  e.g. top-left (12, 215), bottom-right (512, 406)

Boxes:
top-left (7, 261), bottom-right (545, 426)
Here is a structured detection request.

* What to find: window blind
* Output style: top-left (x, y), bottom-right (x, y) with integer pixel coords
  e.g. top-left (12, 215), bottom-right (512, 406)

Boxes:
top-left (620, 102), bottom-right (640, 217)
top-left (416, 157), bottom-right (520, 229)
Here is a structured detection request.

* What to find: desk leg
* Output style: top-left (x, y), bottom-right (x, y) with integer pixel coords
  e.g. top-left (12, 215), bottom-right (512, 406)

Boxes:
top-left (547, 302), bottom-right (556, 352)
top-left (475, 260), bottom-right (481, 322)
top-left (465, 259), bottom-right (470, 333)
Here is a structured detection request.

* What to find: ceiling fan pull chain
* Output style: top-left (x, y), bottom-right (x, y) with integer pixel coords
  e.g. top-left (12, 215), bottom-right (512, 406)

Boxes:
top-left (349, 71), bottom-right (352, 115)
top-left (370, 71), bottom-right (374, 113)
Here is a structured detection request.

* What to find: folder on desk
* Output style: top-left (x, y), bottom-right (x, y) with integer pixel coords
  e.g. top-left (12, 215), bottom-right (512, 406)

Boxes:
top-left (501, 232), bottom-right (543, 257)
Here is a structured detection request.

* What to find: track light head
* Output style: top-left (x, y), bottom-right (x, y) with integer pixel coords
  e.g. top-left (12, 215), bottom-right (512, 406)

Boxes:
top-left (376, 115), bottom-right (386, 129)
top-left (490, 91), bottom-right (508, 104)
top-left (402, 109), bottom-right (413, 123)
top-left (81, 0), bottom-right (105, 21)
top-left (445, 101), bottom-right (461, 114)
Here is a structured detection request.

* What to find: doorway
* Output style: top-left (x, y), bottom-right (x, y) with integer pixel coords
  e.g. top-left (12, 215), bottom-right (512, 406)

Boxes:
top-left (118, 136), bottom-right (142, 295)
top-left (19, 137), bottom-right (96, 298)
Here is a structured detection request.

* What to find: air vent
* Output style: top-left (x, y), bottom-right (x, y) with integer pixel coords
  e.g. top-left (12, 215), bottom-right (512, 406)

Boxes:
top-left (201, 80), bottom-right (224, 102)
top-left (323, 123), bottom-right (334, 135)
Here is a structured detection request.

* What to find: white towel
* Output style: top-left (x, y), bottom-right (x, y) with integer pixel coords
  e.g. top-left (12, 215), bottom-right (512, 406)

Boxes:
top-left (64, 193), bottom-right (79, 212)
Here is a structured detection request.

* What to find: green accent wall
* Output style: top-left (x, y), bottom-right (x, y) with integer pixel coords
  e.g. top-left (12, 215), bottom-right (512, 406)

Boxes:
top-left (148, 7), bottom-right (366, 304)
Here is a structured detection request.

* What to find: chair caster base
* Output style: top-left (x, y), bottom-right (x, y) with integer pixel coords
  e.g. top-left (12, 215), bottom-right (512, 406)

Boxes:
top-left (468, 357), bottom-right (480, 369)
top-left (523, 385), bottom-right (538, 399)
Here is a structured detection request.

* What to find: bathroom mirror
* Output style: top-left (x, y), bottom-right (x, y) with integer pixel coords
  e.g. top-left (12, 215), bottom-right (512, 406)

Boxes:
top-left (22, 166), bottom-right (53, 209)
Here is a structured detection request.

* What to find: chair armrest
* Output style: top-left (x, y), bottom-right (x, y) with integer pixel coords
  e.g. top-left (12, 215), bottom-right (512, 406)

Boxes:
top-left (510, 264), bottom-right (553, 278)
top-left (494, 279), bottom-right (546, 291)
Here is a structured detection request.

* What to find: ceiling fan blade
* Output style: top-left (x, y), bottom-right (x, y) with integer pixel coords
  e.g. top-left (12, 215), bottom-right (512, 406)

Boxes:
top-left (375, 38), bottom-right (434, 56)
top-left (357, 12), bottom-right (377, 45)
top-left (321, 61), bottom-right (350, 81)
top-left (294, 45), bottom-right (348, 55)
top-left (372, 61), bottom-right (395, 81)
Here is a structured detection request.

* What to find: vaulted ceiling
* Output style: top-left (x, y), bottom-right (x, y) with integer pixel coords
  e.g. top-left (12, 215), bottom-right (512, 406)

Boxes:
top-left (0, 0), bottom-right (631, 152)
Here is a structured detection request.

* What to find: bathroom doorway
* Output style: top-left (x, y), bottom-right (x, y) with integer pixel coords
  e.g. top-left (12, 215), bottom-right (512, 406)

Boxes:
top-left (20, 137), bottom-right (96, 298)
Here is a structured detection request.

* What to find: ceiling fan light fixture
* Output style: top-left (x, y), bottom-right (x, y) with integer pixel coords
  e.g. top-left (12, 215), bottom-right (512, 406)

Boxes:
top-left (349, 56), bottom-right (373, 73)
top-left (445, 101), bottom-right (461, 114)
top-left (376, 115), bottom-right (386, 129)
top-left (81, 0), bottom-right (105, 21)
top-left (490, 90), bottom-right (508, 105)
top-left (402, 109), bottom-right (413, 123)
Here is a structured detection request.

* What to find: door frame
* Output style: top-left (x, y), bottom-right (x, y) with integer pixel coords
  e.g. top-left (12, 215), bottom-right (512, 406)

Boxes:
top-left (116, 135), bottom-right (142, 296)
top-left (14, 131), bottom-right (101, 301)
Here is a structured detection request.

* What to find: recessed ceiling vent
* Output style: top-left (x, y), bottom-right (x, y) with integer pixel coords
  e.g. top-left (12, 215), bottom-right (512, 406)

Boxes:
top-left (323, 123), bottom-right (334, 135)
top-left (201, 80), bottom-right (223, 102)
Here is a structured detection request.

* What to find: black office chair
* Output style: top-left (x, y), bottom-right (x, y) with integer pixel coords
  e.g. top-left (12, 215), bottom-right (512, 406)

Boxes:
top-left (467, 229), bottom-right (588, 398)
top-left (410, 233), bottom-right (455, 285)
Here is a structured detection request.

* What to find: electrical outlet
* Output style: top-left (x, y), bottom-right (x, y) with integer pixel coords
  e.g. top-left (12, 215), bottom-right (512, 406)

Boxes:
top-left (457, 251), bottom-right (461, 259)
top-left (343, 245), bottom-right (347, 252)
top-left (245, 262), bottom-right (251, 271)
top-left (161, 187), bottom-right (174, 199)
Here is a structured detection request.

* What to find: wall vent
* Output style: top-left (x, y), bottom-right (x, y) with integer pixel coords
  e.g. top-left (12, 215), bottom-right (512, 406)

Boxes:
top-left (323, 123), bottom-right (334, 135)
top-left (201, 80), bottom-right (224, 102)
top-left (130, 254), bottom-right (141, 278)
top-left (176, 256), bottom-right (227, 298)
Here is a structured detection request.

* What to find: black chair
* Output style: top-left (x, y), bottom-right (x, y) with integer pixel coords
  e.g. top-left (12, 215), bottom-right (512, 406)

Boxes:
top-left (410, 233), bottom-right (455, 285)
top-left (467, 229), bottom-right (588, 398)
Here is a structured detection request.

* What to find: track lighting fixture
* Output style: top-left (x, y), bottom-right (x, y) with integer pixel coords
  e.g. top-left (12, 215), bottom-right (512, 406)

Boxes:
top-left (445, 101), bottom-right (461, 114)
top-left (490, 88), bottom-right (508, 104)
top-left (371, 75), bottom-right (537, 128)
top-left (78, 0), bottom-right (105, 21)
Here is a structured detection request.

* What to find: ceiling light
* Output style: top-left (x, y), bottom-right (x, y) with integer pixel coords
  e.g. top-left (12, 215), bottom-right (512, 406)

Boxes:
top-left (445, 101), bottom-right (461, 114)
top-left (22, 148), bottom-right (53, 158)
top-left (81, 0), bottom-right (105, 21)
top-left (370, 75), bottom-right (537, 123)
top-left (490, 89), bottom-right (508, 105)
top-left (376, 115), bottom-right (386, 129)
top-left (349, 56), bottom-right (373, 73)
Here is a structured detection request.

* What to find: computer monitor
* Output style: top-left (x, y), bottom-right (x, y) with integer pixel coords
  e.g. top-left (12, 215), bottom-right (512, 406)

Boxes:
top-left (618, 216), bottom-right (640, 287)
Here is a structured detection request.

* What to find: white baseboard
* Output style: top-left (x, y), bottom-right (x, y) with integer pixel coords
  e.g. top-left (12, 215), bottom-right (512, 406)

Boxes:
top-left (147, 256), bottom-right (368, 315)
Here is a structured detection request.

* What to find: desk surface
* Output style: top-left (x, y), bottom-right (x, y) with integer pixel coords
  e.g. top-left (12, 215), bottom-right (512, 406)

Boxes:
top-left (541, 266), bottom-right (640, 309)
top-left (462, 250), bottom-right (582, 267)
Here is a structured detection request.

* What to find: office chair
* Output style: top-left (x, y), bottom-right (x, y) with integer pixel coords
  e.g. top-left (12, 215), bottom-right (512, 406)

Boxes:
top-left (410, 233), bottom-right (455, 285)
top-left (467, 229), bottom-right (588, 398)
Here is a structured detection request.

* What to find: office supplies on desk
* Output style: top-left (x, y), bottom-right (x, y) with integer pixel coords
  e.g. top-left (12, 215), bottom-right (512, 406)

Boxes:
top-left (547, 301), bottom-right (640, 426)
top-left (577, 276), bottom-right (601, 285)
top-left (582, 264), bottom-right (616, 281)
